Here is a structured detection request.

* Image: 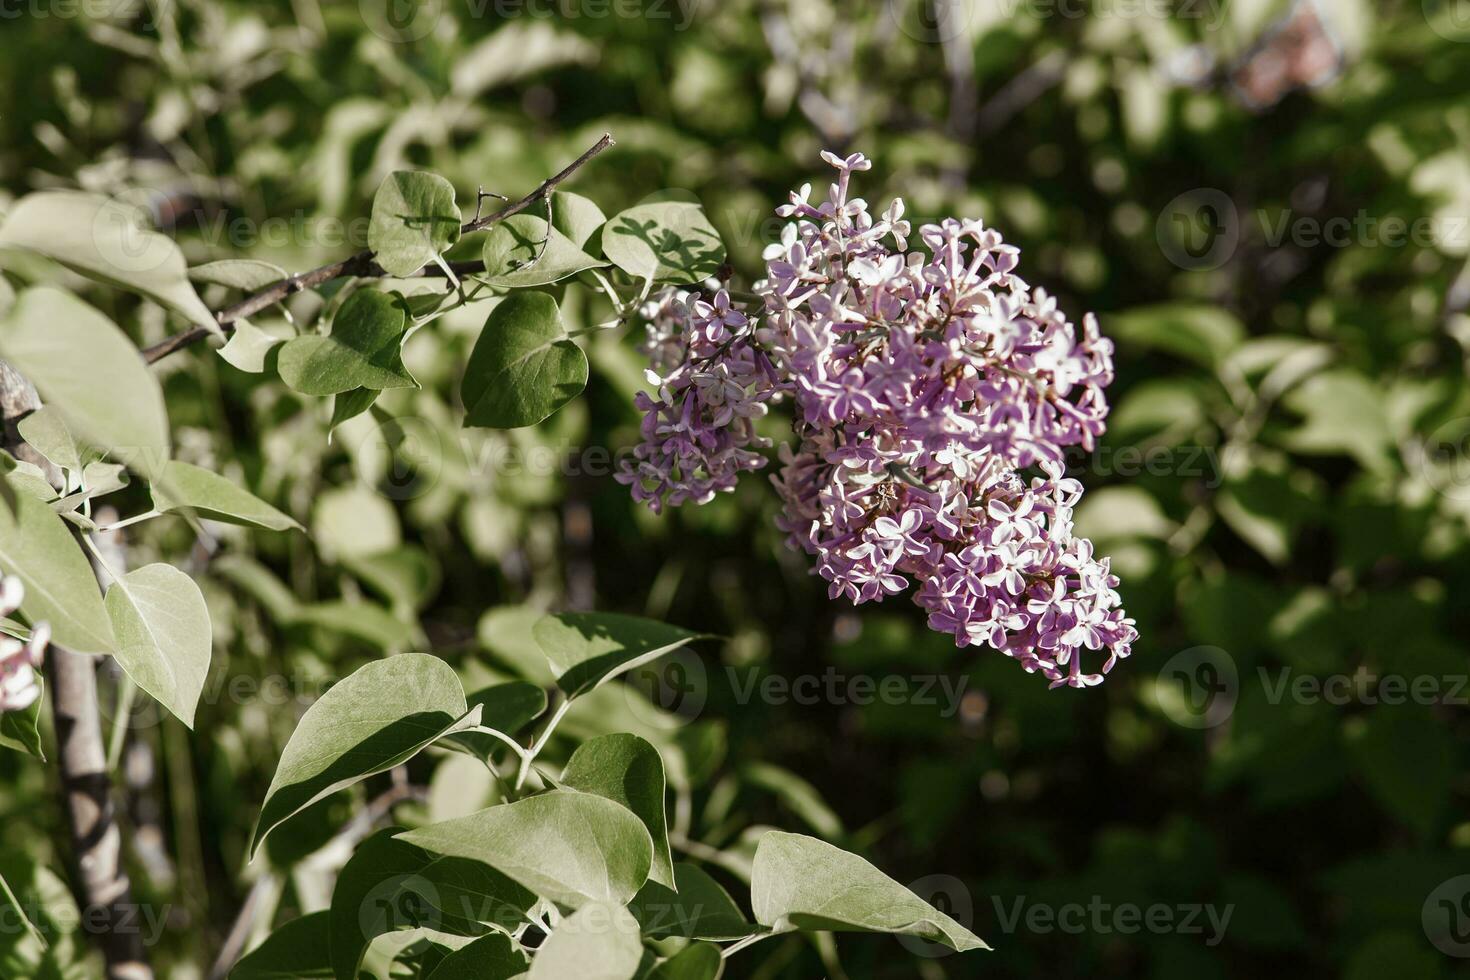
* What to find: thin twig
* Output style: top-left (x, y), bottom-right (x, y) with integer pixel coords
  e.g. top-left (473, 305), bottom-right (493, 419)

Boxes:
top-left (141, 133), bottom-right (616, 364)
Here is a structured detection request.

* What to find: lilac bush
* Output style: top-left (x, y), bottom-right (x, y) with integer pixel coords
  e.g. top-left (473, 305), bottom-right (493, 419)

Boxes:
top-left (619, 151), bottom-right (1137, 688)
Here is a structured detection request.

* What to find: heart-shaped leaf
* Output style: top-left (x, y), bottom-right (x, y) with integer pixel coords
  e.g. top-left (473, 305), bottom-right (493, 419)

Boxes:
top-left (750, 832), bottom-right (987, 952)
top-left (150, 459), bottom-right (301, 531)
top-left (550, 191), bottom-right (607, 249)
top-left (629, 863), bottom-right (756, 940)
top-left (277, 291), bottom-right (416, 396)
top-left (0, 287), bottom-right (171, 472)
top-left (230, 911), bottom-right (334, 979)
top-left (480, 215), bottom-right (605, 288)
top-left (534, 612), bottom-right (708, 699)
top-left (561, 734), bottom-right (675, 888)
top-left (369, 171), bottom-right (463, 278)
top-left (423, 932), bottom-right (528, 980)
top-left (396, 789), bottom-right (653, 908)
top-left (328, 827), bottom-right (536, 980)
top-left (16, 408), bottom-right (80, 476)
top-left (602, 196), bottom-right (724, 284)
top-left (525, 900), bottom-right (644, 980)
top-left (104, 563), bottom-right (213, 729)
top-left (0, 476), bottom-right (115, 656)
top-left (0, 191), bottom-right (219, 335)
top-left (461, 292), bottom-right (586, 429)
top-left (251, 653), bottom-right (478, 856)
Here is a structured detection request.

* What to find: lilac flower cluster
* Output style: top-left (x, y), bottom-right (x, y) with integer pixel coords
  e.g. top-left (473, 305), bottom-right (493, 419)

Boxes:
top-left (619, 152), bottom-right (1136, 687)
top-left (0, 577), bottom-right (48, 713)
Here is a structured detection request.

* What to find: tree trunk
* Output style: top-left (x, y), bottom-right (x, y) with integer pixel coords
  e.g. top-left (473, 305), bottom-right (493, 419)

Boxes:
top-left (0, 359), bottom-right (153, 980)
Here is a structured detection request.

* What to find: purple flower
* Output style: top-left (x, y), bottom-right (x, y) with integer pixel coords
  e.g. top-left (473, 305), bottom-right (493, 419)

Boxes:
top-left (622, 151), bottom-right (1138, 688)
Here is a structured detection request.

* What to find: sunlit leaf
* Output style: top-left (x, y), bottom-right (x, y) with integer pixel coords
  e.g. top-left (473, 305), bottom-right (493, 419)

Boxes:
top-left (251, 653), bottom-right (479, 856)
top-left (602, 196), bottom-right (724, 284)
top-left (369, 171), bottom-right (462, 278)
top-left (750, 832), bottom-right (987, 951)
top-left (104, 563), bottom-right (212, 728)
top-left (0, 190), bottom-right (219, 335)
top-left (396, 790), bottom-right (653, 908)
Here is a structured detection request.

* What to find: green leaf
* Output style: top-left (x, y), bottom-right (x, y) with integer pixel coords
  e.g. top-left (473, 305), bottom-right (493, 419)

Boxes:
top-left (0, 190), bottom-right (219, 335)
top-left (645, 943), bottom-right (724, 980)
top-left (330, 388), bottom-right (379, 437)
top-left (369, 171), bottom-right (463, 278)
top-left (218, 319), bottom-right (285, 374)
top-left (550, 191), bottom-right (607, 249)
top-left (0, 676), bottom-right (45, 760)
top-left (1106, 304), bottom-right (1245, 369)
top-left (150, 459), bottom-right (300, 531)
top-left (251, 653), bottom-right (478, 857)
top-left (603, 196), bottom-right (725, 284)
top-left (525, 900), bottom-right (643, 980)
top-left (423, 933), bottom-right (528, 980)
top-left (461, 292), bottom-right (586, 429)
top-left (294, 601), bottom-right (419, 651)
top-left (396, 789), bottom-right (654, 908)
top-left (1347, 706), bottom-right (1453, 840)
top-left (230, 911), bottom-right (335, 979)
top-left (189, 259), bottom-right (288, 292)
top-left (629, 863), bottom-right (756, 940)
top-left (741, 763), bottom-right (844, 839)
top-left (0, 287), bottom-right (171, 472)
top-left (278, 291), bottom-right (416, 396)
top-left (561, 733), bottom-right (675, 888)
top-left (329, 827), bottom-right (536, 980)
top-left (480, 215), bottom-right (606, 288)
top-left (750, 832), bottom-right (987, 952)
top-left (0, 854), bottom-right (89, 979)
top-left (104, 563), bottom-right (212, 728)
top-left (311, 484), bottom-right (401, 561)
top-left (446, 681), bottom-right (547, 759)
top-left (478, 604), bottom-right (556, 684)
top-left (341, 546), bottom-right (440, 614)
top-left (1281, 370), bottom-right (1394, 473)
top-left (0, 477), bottom-right (114, 655)
top-left (16, 408), bottom-right (80, 476)
top-left (534, 611), bottom-right (707, 699)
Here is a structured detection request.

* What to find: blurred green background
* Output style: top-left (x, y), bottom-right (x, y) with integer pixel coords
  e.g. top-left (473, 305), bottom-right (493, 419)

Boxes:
top-left (3, 0), bottom-right (1470, 976)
